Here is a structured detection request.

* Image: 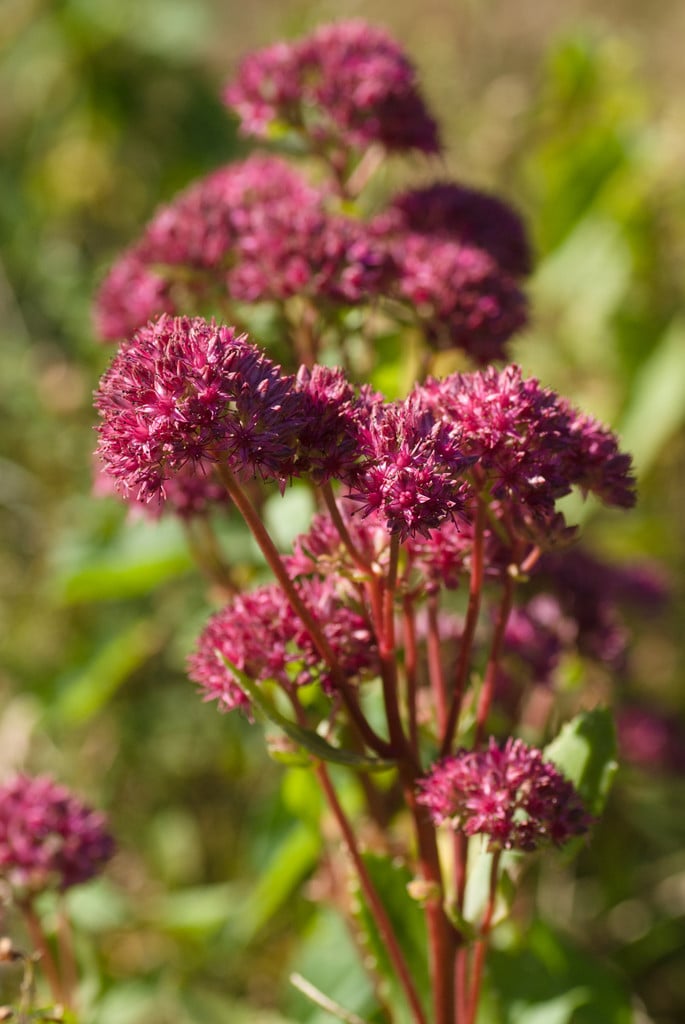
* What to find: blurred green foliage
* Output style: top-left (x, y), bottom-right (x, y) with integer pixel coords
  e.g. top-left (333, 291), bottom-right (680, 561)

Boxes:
top-left (1, 2), bottom-right (685, 1022)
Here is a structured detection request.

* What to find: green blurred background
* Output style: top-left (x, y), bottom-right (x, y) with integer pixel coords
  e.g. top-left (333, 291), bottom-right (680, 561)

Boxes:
top-left (1, 1), bottom-right (685, 1021)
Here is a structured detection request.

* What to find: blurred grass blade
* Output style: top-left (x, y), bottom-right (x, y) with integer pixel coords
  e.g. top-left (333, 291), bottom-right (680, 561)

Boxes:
top-left (618, 317), bottom-right (685, 477)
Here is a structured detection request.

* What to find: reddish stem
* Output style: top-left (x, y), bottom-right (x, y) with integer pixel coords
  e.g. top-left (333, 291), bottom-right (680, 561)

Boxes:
top-left (402, 594), bottom-right (419, 756)
top-left (441, 500), bottom-right (486, 756)
top-left (321, 481), bottom-right (375, 576)
top-left (314, 762), bottom-right (428, 1024)
top-left (474, 572), bottom-right (516, 748)
top-left (427, 594), bottom-right (449, 737)
top-left (215, 463), bottom-right (391, 757)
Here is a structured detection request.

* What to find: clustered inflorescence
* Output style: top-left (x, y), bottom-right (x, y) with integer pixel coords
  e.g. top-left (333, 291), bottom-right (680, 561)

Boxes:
top-left (0, 774), bottom-right (114, 898)
top-left (90, 18), bottom-right (646, 1024)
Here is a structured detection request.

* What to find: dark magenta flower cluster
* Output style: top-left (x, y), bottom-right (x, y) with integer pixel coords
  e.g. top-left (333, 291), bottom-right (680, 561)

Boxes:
top-left (417, 739), bottom-right (592, 851)
top-left (95, 156), bottom-right (392, 342)
top-left (95, 315), bottom-right (309, 501)
top-left (188, 576), bottom-right (379, 712)
top-left (224, 20), bottom-right (441, 157)
top-left (417, 365), bottom-right (636, 540)
top-left (0, 775), bottom-right (114, 897)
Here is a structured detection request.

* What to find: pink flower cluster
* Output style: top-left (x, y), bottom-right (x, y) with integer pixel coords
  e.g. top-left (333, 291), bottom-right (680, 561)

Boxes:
top-left (95, 316), bottom-right (308, 501)
top-left (224, 20), bottom-right (441, 156)
top-left (94, 156), bottom-right (392, 342)
top-left (417, 365), bottom-right (636, 541)
top-left (417, 739), bottom-right (592, 851)
top-left (188, 576), bottom-right (379, 711)
top-left (0, 775), bottom-right (114, 896)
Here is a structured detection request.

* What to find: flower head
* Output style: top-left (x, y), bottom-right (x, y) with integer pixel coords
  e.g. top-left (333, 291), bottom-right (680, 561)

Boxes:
top-left (417, 738), bottom-right (592, 851)
top-left (346, 392), bottom-right (473, 541)
top-left (416, 366), bottom-right (636, 540)
top-left (188, 575), bottom-right (379, 711)
top-left (374, 182), bottom-right (532, 278)
top-left (94, 248), bottom-right (178, 342)
top-left (389, 236), bottom-right (528, 364)
top-left (225, 20), bottom-right (441, 156)
top-left (0, 775), bottom-right (114, 897)
top-left (95, 315), bottom-right (308, 502)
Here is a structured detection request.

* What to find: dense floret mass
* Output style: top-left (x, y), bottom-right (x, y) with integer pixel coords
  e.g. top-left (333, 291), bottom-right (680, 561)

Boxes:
top-left (93, 156), bottom-right (393, 341)
top-left (391, 236), bottom-right (528, 363)
top-left (415, 365), bottom-right (636, 539)
top-left (224, 20), bottom-right (441, 155)
top-left (0, 775), bottom-right (114, 896)
top-left (417, 738), bottom-right (592, 851)
top-left (188, 576), bottom-right (379, 711)
top-left (95, 315), bottom-right (308, 501)
top-left (373, 182), bottom-right (532, 278)
top-left (346, 393), bottom-right (474, 541)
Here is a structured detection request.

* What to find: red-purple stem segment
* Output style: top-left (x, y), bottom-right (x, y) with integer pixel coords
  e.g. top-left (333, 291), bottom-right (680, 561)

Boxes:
top-left (215, 462), bottom-right (392, 757)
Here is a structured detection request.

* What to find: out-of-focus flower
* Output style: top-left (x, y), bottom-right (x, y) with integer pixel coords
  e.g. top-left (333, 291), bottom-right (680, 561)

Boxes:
top-left (617, 706), bottom-right (685, 775)
top-left (390, 236), bottom-right (528, 364)
top-left (188, 576), bottom-right (379, 711)
top-left (373, 182), bottom-right (532, 278)
top-left (94, 248), bottom-right (178, 342)
top-left (0, 775), bottom-right (114, 898)
top-left (95, 315), bottom-right (308, 502)
top-left (417, 738), bottom-right (592, 851)
top-left (224, 20), bottom-right (441, 157)
top-left (94, 456), bottom-right (230, 520)
top-left (93, 156), bottom-right (393, 341)
top-left (534, 549), bottom-right (669, 670)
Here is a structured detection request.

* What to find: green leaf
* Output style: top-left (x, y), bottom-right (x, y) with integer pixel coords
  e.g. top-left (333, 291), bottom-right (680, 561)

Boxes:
top-left (221, 658), bottom-right (395, 772)
top-left (286, 906), bottom-right (378, 1024)
top-left (618, 316), bottom-right (685, 477)
top-left (485, 919), bottom-right (633, 1024)
top-left (544, 708), bottom-right (618, 815)
top-left (54, 516), bottom-right (194, 602)
top-left (54, 619), bottom-right (158, 723)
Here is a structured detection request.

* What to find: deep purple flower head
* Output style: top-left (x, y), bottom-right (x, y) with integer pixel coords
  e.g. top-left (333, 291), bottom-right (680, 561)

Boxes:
top-left (502, 595), bottom-right (575, 686)
top-left (95, 315), bottom-right (308, 502)
top-left (347, 392), bottom-right (473, 541)
top-left (534, 548), bottom-right (668, 670)
top-left (390, 235), bottom-right (528, 364)
top-left (188, 575), bottom-right (379, 711)
top-left (225, 20), bottom-right (441, 156)
top-left (0, 775), bottom-right (114, 897)
top-left (293, 365), bottom-right (363, 484)
top-left (416, 366), bottom-right (636, 540)
top-left (417, 738), bottom-right (592, 851)
top-left (374, 182), bottom-right (532, 278)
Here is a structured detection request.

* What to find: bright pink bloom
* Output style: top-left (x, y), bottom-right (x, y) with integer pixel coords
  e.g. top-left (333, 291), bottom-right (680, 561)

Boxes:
top-left (346, 393), bottom-right (473, 541)
top-left (0, 775), bottom-right (114, 896)
top-left (416, 365), bottom-right (636, 540)
top-left (418, 738), bottom-right (592, 851)
top-left (95, 315), bottom-right (308, 502)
